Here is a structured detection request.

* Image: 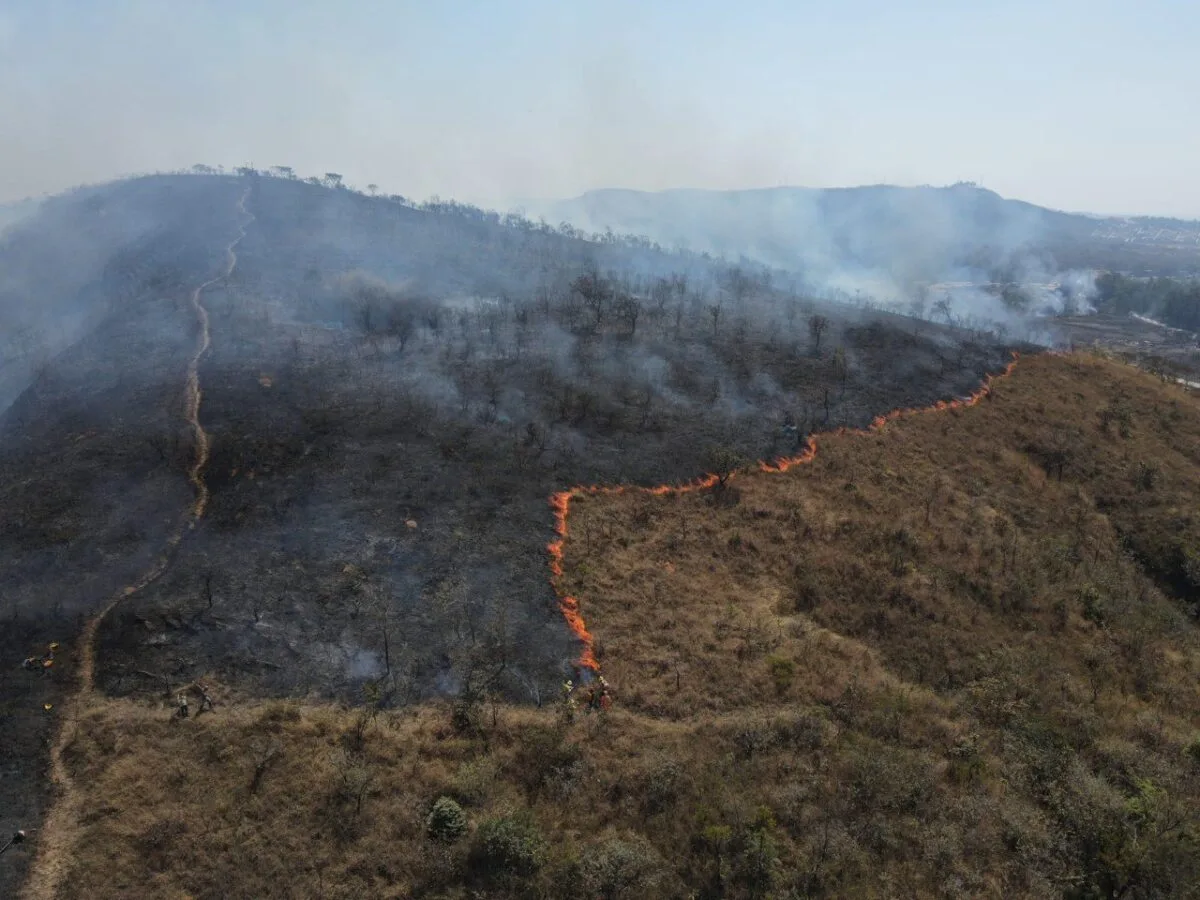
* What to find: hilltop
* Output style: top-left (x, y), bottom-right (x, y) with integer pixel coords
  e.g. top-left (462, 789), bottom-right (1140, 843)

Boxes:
top-left (31, 351), bottom-right (1200, 898)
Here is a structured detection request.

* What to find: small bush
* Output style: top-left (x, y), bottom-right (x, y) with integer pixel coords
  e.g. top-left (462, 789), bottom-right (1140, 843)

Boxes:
top-left (786, 566), bottom-right (825, 613)
top-left (732, 722), bottom-right (776, 759)
top-left (426, 796), bottom-right (468, 843)
top-left (771, 710), bottom-right (829, 751)
top-left (766, 654), bottom-right (796, 696)
top-left (1133, 459), bottom-right (1160, 491)
top-left (450, 695), bottom-right (482, 734)
top-left (1079, 585), bottom-right (1107, 626)
top-left (1186, 736), bottom-right (1200, 768)
top-left (947, 735), bottom-right (986, 785)
top-left (1182, 550), bottom-right (1200, 592)
top-left (639, 757), bottom-right (685, 816)
top-left (513, 724), bottom-right (582, 797)
top-left (1100, 399), bottom-right (1134, 437)
top-left (470, 814), bottom-right (547, 881)
top-left (733, 824), bottom-right (780, 897)
top-left (577, 832), bottom-right (669, 899)
top-left (453, 757), bottom-right (499, 807)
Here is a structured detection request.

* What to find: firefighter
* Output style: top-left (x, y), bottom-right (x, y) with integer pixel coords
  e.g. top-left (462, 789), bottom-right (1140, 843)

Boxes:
top-left (559, 679), bottom-right (578, 723)
top-left (580, 684), bottom-right (595, 711)
top-left (596, 675), bottom-right (614, 712)
top-left (22, 642), bottom-right (56, 672)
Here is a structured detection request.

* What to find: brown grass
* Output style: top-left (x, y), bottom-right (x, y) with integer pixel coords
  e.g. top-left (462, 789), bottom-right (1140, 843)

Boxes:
top-left (42, 353), bottom-right (1200, 898)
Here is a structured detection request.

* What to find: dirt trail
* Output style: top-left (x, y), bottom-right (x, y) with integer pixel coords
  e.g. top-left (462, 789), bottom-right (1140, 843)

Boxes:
top-left (21, 187), bottom-right (254, 900)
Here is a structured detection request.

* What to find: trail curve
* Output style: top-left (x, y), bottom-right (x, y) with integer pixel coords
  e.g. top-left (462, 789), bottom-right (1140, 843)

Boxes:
top-left (21, 185), bottom-right (254, 900)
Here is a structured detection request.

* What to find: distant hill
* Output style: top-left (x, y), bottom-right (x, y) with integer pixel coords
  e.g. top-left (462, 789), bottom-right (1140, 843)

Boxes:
top-left (534, 184), bottom-right (1200, 289)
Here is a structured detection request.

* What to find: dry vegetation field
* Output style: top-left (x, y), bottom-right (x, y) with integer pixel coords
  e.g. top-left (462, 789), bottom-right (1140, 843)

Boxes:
top-left (39, 352), bottom-right (1200, 899)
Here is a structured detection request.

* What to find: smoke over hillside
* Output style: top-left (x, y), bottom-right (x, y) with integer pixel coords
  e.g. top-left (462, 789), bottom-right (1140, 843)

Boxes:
top-left (534, 183), bottom-right (1200, 339)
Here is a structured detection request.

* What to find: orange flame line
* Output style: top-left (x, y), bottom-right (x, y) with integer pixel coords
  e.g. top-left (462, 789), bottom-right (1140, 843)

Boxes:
top-left (548, 353), bottom-right (1021, 673)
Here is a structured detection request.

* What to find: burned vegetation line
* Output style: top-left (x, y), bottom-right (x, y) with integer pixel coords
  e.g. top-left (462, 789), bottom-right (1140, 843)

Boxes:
top-left (20, 186), bottom-right (254, 900)
top-left (547, 351), bottom-right (1024, 674)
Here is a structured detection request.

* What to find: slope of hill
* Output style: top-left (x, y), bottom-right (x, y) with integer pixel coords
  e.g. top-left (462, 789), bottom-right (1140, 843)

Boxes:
top-left (0, 178), bottom-right (237, 414)
top-left (28, 352), bottom-right (1200, 899)
top-left (0, 172), bottom-right (1021, 896)
top-left (536, 184), bottom-right (1200, 289)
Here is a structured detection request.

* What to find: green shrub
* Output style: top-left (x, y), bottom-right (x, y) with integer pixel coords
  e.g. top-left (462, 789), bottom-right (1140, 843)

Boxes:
top-left (426, 796), bottom-right (467, 843)
top-left (733, 824), bottom-right (780, 898)
top-left (1079, 585), bottom-right (1107, 626)
top-left (577, 832), bottom-right (668, 899)
top-left (513, 724), bottom-right (582, 797)
top-left (639, 757), bottom-right (684, 817)
top-left (771, 710), bottom-right (829, 751)
top-left (1186, 736), bottom-right (1200, 767)
top-left (731, 722), bottom-right (775, 759)
top-left (1133, 459), bottom-right (1160, 491)
top-left (471, 814), bottom-right (547, 881)
top-left (452, 757), bottom-right (499, 807)
top-left (766, 655), bottom-right (796, 696)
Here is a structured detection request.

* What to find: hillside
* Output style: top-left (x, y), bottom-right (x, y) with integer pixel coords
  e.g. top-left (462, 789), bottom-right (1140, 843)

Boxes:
top-left (0, 172), bottom-right (1021, 897)
top-left (29, 352), bottom-right (1200, 898)
top-left (536, 184), bottom-right (1200, 289)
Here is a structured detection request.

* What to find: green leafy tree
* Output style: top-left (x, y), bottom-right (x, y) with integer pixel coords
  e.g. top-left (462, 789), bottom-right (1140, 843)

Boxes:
top-left (706, 445), bottom-right (745, 487)
top-left (426, 796), bottom-right (468, 842)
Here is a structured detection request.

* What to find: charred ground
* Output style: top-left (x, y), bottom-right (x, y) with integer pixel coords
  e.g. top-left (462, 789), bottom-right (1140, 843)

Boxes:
top-left (2, 172), bottom-right (1020, 895)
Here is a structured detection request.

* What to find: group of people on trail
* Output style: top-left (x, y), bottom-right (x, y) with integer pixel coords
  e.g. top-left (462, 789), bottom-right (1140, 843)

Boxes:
top-left (560, 675), bottom-right (614, 717)
top-left (22, 642), bottom-right (59, 672)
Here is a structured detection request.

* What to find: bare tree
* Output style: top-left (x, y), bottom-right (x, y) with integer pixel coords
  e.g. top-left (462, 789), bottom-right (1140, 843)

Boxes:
top-left (573, 269), bottom-right (611, 331)
top-left (615, 293), bottom-right (642, 337)
top-left (708, 301), bottom-right (723, 337)
top-left (933, 297), bottom-right (954, 325)
top-left (808, 314), bottom-right (830, 354)
top-left (386, 306), bottom-right (417, 353)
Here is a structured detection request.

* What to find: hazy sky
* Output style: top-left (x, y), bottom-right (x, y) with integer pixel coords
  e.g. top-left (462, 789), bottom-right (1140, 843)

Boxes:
top-left (2, 0), bottom-right (1197, 216)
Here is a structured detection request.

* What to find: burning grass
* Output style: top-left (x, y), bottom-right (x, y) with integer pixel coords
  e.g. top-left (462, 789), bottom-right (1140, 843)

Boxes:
top-left (547, 356), bottom-right (1021, 671)
top-left (33, 352), bottom-right (1200, 898)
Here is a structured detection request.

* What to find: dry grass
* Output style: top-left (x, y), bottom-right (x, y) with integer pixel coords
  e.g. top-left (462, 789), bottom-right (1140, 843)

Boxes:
top-left (567, 353), bottom-right (1200, 719)
top-left (45, 353), bottom-right (1200, 898)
